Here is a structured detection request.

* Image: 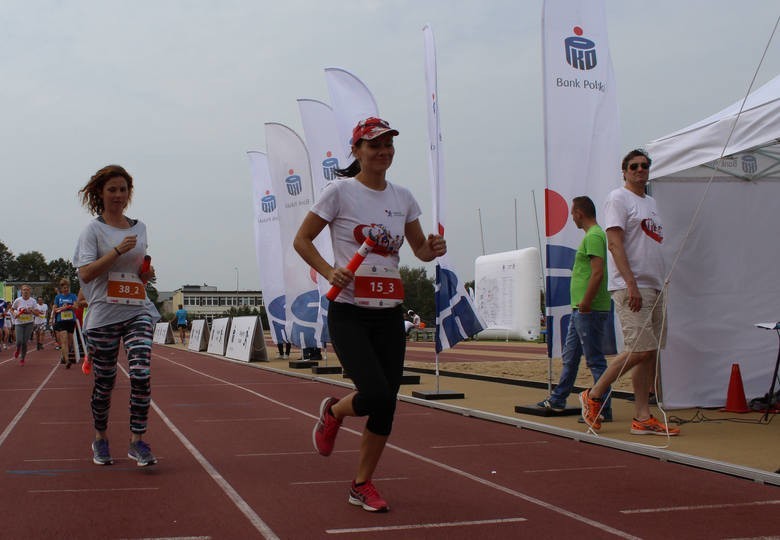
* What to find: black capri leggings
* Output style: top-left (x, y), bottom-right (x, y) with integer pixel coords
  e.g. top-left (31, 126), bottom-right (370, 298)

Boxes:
top-left (328, 302), bottom-right (405, 436)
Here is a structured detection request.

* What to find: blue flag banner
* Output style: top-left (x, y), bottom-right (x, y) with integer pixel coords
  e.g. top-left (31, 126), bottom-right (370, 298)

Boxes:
top-left (424, 25), bottom-right (486, 353)
top-left (435, 265), bottom-right (485, 353)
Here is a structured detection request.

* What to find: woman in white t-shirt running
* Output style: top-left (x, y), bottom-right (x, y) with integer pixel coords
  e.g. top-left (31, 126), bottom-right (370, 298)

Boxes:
top-left (12, 285), bottom-right (39, 365)
top-left (73, 165), bottom-right (160, 467)
top-left (294, 117), bottom-right (446, 513)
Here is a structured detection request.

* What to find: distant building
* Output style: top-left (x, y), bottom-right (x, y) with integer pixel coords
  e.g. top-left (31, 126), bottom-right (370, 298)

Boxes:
top-left (165, 284), bottom-right (263, 322)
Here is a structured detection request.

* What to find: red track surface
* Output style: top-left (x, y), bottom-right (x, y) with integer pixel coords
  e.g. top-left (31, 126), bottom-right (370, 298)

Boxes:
top-left (1, 343), bottom-right (778, 539)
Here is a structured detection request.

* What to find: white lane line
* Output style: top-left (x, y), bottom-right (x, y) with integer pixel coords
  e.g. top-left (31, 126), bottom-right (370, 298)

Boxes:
top-left (723, 536), bottom-right (780, 540)
top-left (0, 362), bottom-right (60, 449)
top-left (30, 487), bottom-right (159, 494)
top-left (326, 517), bottom-right (527, 534)
top-left (290, 476), bottom-right (408, 486)
top-left (194, 417), bottom-right (291, 423)
top-left (118, 536), bottom-right (211, 540)
top-left (236, 449), bottom-right (358, 458)
top-left (621, 500), bottom-right (780, 514)
top-left (525, 465), bottom-right (628, 474)
top-left (432, 441), bottom-right (548, 449)
top-left (155, 352), bottom-right (641, 540)
top-left (384, 440), bottom-right (641, 540)
top-left (126, 361), bottom-right (280, 540)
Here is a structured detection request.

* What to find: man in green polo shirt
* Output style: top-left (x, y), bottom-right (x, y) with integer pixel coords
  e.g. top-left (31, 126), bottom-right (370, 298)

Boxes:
top-left (538, 196), bottom-right (612, 417)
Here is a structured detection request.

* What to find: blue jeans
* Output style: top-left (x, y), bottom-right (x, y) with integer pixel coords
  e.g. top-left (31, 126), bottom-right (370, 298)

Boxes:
top-left (550, 310), bottom-right (611, 412)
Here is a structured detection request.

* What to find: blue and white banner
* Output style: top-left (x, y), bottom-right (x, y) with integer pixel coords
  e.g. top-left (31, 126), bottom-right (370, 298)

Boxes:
top-left (247, 151), bottom-right (287, 346)
top-left (423, 24), bottom-right (486, 352)
top-left (324, 67), bottom-right (379, 158)
top-left (542, 0), bottom-right (620, 357)
top-left (297, 98), bottom-right (348, 345)
top-left (265, 122), bottom-right (323, 348)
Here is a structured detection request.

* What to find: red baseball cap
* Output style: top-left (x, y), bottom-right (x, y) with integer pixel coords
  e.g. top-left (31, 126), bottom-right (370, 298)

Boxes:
top-left (350, 117), bottom-right (399, 145)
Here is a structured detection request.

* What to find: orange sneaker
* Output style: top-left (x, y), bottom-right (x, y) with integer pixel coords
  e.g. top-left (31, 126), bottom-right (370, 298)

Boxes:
top-left (630, 416), bottom-right (680, 436)
top-left (579, 389), bottom-right (602, 431)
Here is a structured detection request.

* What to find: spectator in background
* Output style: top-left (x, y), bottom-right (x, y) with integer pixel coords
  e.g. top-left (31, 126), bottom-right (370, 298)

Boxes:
top-left (580, 149), bottom-right (679, 436)
top-left (175, 304), bottom-right (188, 344)
top-left (0, 297), bottom-right (8, 350)
top-left (537, 196), bottom-right (612, 420)
top-left (34, 296), bottom-right (49, 351)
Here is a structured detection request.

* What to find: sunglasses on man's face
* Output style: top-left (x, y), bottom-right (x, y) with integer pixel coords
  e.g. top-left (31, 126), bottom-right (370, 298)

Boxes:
top-left (628, 162), bottom-right (650, 171)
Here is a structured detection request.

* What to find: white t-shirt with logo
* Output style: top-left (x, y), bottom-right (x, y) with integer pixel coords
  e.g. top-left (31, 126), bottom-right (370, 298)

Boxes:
top-left (311, 178), bottom-right (422, 305)
top-left (603, 187), bottom-right (665, 291)
top-left (34, 303), bottom-right (48, 324)
top-left (12, 297), bottom-right (38, 325)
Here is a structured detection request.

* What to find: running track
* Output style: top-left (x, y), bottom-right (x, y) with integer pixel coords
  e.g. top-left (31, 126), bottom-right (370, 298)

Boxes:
top-left (1, 343), bottom-right (778, 539)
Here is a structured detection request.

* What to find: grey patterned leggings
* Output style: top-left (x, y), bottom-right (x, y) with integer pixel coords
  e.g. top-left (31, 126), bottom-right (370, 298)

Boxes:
top-left (85, 314), bottom-right (154, 434)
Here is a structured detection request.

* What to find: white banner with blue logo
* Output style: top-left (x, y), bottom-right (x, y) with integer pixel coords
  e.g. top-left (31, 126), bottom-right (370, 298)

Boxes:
top-left (424, 24), bottom-right (486, 353)
top-left (324, 67), bottom-right (379, 158)
top-left (265, 122), bottom-right (323, 349)
top-left (247, 151), bottom-right (287, 347)
top-left (298, 98), bottom-right (350, 344)
top-left (542, 0), bottom-right (621, 358)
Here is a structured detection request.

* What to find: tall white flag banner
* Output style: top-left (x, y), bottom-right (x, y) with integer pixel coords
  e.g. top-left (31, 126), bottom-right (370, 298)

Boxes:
top-left (247, 151), bottom-right (287, 346)
top-left (324, 67), bottom-right (379, 158)
top-left (298, 98), bottom-right (348, 344)
top-left (423, 24), bottom-right (486, 352)
top-left (265, 122), bottom-right (323, 348)
top-left (542, 0), bottom-right (620, 358)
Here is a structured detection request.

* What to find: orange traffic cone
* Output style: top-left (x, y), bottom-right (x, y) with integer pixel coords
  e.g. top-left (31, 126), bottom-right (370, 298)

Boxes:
top-left (721, 363), bottom-right (751, 413)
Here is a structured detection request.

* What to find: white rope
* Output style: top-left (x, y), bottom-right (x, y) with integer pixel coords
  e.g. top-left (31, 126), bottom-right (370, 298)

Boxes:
top-left (584, 14), bottom-right (780, 445)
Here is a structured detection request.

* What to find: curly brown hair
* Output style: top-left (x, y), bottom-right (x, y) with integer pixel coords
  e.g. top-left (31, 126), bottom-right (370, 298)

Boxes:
top-left (79, 164), bottom-right (134, 216)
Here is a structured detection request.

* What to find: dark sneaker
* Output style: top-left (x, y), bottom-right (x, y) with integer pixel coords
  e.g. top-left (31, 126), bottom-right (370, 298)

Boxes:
top-left (313, 397), bottom-right (342, 456)
top-left (92, 439), bottom-right (113, 465)
top-left (536, 399), bottom-right (565, 412)
top-left (128, 440), bottom-right (157, 467)
top-left (349, 480), bottom-right (389, 512)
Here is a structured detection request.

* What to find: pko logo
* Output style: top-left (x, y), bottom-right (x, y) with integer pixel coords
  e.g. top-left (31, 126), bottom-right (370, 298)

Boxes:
top-left (565, 26), bottom-right (597, 70)
top-left (285, 169), bottom-right (302, 196)
top-left (742, 155), bottom-right (757, 174)
top-left (322, 152), bottom-right (339, 180)
top-left (261, 190), bottom-right (276, 213)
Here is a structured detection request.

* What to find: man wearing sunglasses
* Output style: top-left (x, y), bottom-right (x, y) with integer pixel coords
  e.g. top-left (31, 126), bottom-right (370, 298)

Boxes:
top-left (580, 149), bottom-right (680, 436)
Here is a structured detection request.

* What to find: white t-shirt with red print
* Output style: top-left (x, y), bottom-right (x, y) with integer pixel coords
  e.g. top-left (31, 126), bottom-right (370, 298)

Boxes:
top-left (311, 178), bottom-right (422, 305)
top-left (603, 186), bottom-right (665, 292)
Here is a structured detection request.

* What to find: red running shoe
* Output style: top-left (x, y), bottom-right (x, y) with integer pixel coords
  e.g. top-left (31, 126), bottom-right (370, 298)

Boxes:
top-left (312, 397), bottom-right (342, 456)
top-left (349, 480), bottom-right (389, 512)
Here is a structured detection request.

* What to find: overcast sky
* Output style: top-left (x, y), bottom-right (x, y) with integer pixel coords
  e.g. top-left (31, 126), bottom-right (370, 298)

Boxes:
top-left (2, 0), bottom-right (779, 292)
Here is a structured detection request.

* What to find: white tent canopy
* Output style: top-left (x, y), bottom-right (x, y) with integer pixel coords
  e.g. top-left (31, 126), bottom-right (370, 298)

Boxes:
top-left (645, 74), bottom-right (780, 409)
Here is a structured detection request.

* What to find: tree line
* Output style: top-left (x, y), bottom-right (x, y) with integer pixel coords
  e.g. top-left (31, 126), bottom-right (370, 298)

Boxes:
top-left (0, 239), bottom-right (159, 305)
top-left (1, 238), bottom-right (435, 320)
